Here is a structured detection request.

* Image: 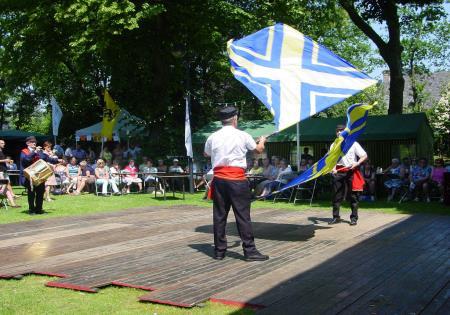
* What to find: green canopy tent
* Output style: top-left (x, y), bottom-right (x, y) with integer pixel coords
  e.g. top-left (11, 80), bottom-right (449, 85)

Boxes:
top-left (192, 113), bottom-right (433, 167)
top-left (0, 130), bottom-right (50, 164)
top-left (0, 129), bottom-right (49, 142)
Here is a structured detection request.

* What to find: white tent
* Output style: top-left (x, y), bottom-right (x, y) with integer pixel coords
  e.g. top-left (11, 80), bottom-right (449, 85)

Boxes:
top-left (75, 110), bottom-right (145, 142)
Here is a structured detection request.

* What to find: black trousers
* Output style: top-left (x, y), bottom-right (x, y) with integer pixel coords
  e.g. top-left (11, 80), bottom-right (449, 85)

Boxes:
top-left (24, 180), bottom-right (45, 213)
top-left (212, 178), bottom-right (256, 254)
top-left (332, 171), bottom-right (359, 220)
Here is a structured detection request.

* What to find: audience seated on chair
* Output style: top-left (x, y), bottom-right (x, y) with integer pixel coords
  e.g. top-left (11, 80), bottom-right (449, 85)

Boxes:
top-left (384, 158), bottom-right (404, 201)
top-left (361, 160), bottom-right (376, 201)
top-left (109, 161), bottom-right (121, 185)
top-left (258, 159), bottom-right (293, 197)
top-left (409, 157), bottom-right (432, 202)
top-left (168, 158), bottom-right (184, 191)
top-left (156, 159), bottom-right (168, 173)
top-left (123, 159), bottom-right (142, 193)
top-left (139, 156), bottom-right (149, 172)
top-left (74, 160), bottom-right (93, 195)
top-left (54, 160), bottom-right (70, 194)
top-left (248, 158), bottom-right (263, 175)
top-left (67, 157), bottom-right (79, 193)
top-left (142, 159), bottom-right (159, 191)
top-left (298, 159), bottom-right (308, 172)
top-left (254, 157), bottom-right (277, 195)
top-left (0, 175), bottom-right (19, 208)
top-left (95, 159), bottom-right (120, 196)
top-left (430, 158), bottom-right (447, 203)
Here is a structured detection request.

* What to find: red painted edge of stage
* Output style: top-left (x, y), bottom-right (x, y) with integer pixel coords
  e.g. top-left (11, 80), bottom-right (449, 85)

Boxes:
top-left (139, 297), bottom-right (193, 308)
top-left (46, 281), bottom-right (98, 293)
top-left (0, 274), bottom-right (13, 279)
top-left (210, 298), bottom-right (266, 310)
top-left (33, 271), bottom-right (68, 278)
top-left (111, 281), bottom-right (156, 291)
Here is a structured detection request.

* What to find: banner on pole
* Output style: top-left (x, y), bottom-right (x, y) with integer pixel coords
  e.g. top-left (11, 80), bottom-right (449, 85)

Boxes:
top-left (51, 97), bottom-right (63, 136)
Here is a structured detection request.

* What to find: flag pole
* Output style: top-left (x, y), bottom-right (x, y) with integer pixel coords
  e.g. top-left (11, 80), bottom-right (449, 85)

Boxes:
top-left (296, 122), bottom-right (300, 171)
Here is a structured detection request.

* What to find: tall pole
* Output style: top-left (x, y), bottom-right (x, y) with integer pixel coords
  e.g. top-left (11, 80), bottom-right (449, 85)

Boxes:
top-left (296, 122), bottom-right (300, 171)
top-left (186, 64), bottom-right (194, 194)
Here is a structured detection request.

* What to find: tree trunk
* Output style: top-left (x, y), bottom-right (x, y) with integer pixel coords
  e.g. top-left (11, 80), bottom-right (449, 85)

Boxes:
top-left (387, 59), bottom-right (404, 114)
top-left (339, 0), bottom-right (404, 114)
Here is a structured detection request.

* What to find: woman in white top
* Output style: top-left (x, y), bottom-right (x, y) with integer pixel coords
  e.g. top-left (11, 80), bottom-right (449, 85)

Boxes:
top-left (95, 159), bottom-right (120, 195)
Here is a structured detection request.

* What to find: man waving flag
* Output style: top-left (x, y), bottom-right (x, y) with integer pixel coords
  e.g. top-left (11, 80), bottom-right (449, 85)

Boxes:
top-left (228, 23), bottom-right (377, 131)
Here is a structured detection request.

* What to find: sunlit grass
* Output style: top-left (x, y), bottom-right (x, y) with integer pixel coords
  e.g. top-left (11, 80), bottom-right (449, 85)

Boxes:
top-left (0, 275), bottom-right (253, 315)
top-left (1, 187), bottom-right (448, 225)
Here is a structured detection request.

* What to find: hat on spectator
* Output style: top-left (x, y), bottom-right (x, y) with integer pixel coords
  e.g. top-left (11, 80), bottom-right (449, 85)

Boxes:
top-left (218, 106), bottom-right (238, 120)
top-left (173, 158), bottom-right (179, 162)
top-left (25, 136), bottom-right (37, 143)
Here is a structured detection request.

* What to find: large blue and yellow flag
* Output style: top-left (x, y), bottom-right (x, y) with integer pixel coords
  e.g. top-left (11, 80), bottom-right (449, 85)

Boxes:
top-left (228, 23), bottom-right (377, 131)
top-left (101, 90), bottom-right (121, 140)
top-left (270, 103), bottom-right (373, 196)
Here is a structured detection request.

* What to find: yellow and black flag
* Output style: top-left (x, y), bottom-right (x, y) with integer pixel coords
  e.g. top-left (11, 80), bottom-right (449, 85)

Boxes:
top-left (101, 90), bottom-right (121, 140)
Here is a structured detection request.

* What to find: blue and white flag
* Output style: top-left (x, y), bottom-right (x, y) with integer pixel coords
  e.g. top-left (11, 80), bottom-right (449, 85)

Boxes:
top-left (51, 97), bottom-right (63, 136)
top-left (228, 23), bottom-right (377, 131)
top-left (270, 103), bottom-right (373, 197)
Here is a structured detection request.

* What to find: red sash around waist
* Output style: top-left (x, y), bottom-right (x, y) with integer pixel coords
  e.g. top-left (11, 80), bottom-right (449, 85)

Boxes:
top-left (207, 166), bottom-right (246, 200)
top-left (335, 165), bottom-right (364, 192)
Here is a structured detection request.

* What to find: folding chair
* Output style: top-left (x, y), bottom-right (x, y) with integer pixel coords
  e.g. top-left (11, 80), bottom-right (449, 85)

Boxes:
top-left (292, 179), bottom-right (318, 206)
top-left (95, 180), bottom-right (113, 196)
top-left (272, 182), bottom-right (293, 203)
top-left (398, 184), bottom-right (410, 203)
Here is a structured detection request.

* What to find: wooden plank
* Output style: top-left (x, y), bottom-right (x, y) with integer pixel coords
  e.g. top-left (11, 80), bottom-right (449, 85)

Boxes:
top-left (0, 223), bottom-right (131, 249)
top-left (0, 230), bottom-right (202, 277)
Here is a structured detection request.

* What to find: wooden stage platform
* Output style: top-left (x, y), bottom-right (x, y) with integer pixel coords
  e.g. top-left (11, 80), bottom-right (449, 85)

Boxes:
top-left (0, 206), bottom-right (449, 313)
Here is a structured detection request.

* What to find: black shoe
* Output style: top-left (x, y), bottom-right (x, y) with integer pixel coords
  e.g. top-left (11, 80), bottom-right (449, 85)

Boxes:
top-left (328, 217), bottom-right (342, 225)
top-left (28, 211), bottom-right (36, 215)
top-left (35, 209), bottom-right (44, 215)
top-left (350, 219), bottom-right (357, 226)
top-left (244, 251), bottom-right (269, 262)
top-left (213, 251), bottom-right (226, 260)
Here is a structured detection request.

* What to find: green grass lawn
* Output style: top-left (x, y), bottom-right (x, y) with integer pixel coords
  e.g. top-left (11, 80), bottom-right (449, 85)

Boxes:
top-left (0, 188), bottom-right (448, 314)
top-left (0, 275), bottom-right (253, 315)
top-left (1, 187), bottom-right (448, 225)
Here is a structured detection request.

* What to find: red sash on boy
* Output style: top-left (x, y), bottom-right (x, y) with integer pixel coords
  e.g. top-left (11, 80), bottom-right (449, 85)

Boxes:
top-left (22, 148), bottom-right (40, 164)
top-left (336, 165), bottom-right (365, 192)
top-left (207, 166), bottom-right (246, 200)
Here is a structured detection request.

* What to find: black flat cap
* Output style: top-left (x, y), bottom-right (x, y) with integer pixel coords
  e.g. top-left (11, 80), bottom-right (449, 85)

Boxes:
top-left (218, 106), bottom-right (238, 120)
top-left (25, 136), bottom-right (37, 142)
top-left (336, 124), bottom-right (345, 131)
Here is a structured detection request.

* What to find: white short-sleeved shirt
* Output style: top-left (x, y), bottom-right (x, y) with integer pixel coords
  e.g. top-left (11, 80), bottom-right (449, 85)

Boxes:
top-left (204, 126), bottom-right (256, 169)
top-left (334, 141), bottom-right (367, 167)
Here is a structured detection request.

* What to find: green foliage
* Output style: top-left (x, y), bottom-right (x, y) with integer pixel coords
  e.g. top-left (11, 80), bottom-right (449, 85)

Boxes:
top-left (0, 0), bottom-right (378, 154)
top-left (318, 83), bottom-right (388, 118)
top-left (400, 4), bottom-right (449, 109)
top-left (339, 0), bottom-right (448, 114)
top-left (427, 83), bottom-right (450, 156)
